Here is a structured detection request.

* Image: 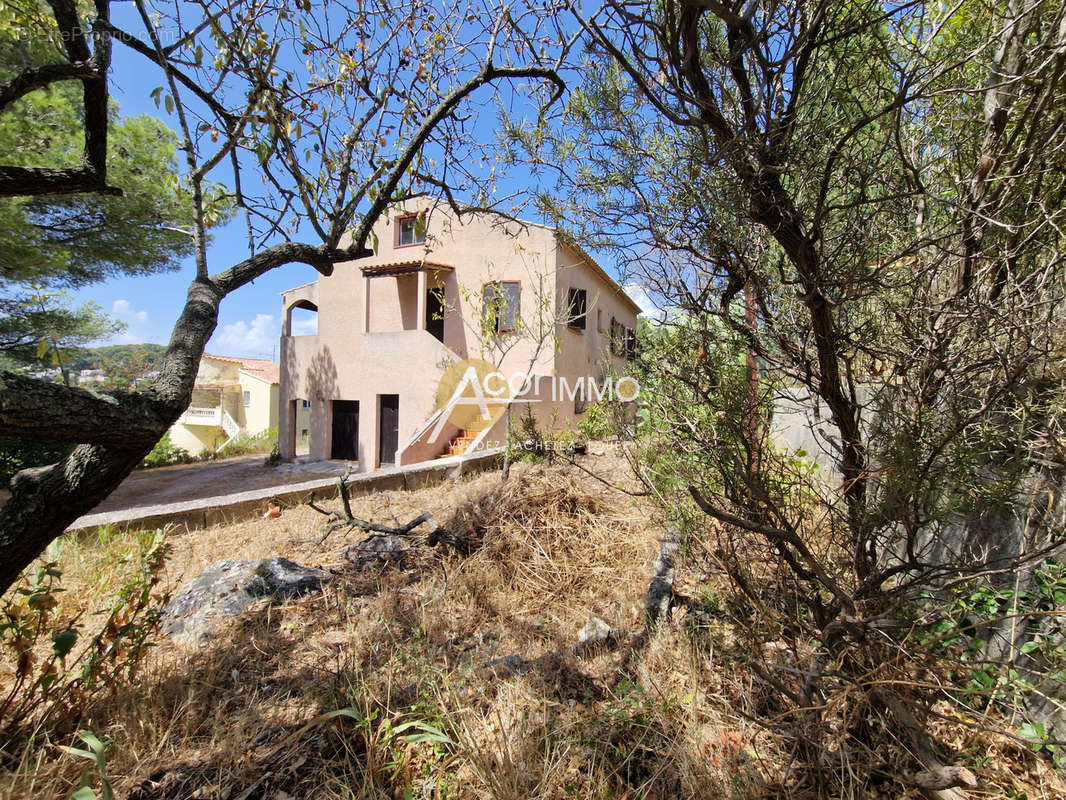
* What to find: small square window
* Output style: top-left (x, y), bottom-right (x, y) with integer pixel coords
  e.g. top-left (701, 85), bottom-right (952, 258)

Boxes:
top-left (397, 215), bottom-right (425, 246)
top-left (567, 288), bottom-right (587, 330)
top-left (301, 399), bottom-right (311, 409)
top-left (243, 390), bottom-right (251, 406)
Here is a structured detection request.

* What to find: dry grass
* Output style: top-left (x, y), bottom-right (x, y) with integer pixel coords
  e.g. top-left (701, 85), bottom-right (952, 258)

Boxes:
top-left (0, 457), bottom-right (763, 800)
top-left (3, 455), bottom-right (1062, 799)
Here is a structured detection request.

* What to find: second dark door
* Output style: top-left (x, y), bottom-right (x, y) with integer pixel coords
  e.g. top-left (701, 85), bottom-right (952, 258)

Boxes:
top-left (378, 394), bottom-right (399, 466)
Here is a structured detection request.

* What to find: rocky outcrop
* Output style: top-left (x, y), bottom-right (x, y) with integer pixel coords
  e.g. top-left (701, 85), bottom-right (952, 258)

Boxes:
top-left (162, 557), bottom-right (332, 642)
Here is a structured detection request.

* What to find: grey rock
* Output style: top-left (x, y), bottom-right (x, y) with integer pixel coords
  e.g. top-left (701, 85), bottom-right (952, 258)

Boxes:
top-left (578, 616), bottom-right (615, 645)
top-left (344, 534), bottom-right (413, 568)
top-left (483, 653), bottom-right (527, 676)
top-left (162, 557), bottom-right (331, 642)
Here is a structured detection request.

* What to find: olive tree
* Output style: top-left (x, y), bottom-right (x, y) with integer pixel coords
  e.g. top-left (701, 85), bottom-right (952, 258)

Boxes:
top-left (524, 0), bottom-right (1066, 792)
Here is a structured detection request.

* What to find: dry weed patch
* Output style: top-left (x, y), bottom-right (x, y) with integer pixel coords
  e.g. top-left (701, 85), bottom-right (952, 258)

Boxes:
top-left (6, 456), bottom-right (1054, 798)
top-left (0, 458), bottom-right (765, 799)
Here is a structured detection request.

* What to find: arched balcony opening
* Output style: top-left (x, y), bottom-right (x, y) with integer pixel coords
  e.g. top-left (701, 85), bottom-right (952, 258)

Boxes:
top-left (284, 299), bottom-right (318, 336)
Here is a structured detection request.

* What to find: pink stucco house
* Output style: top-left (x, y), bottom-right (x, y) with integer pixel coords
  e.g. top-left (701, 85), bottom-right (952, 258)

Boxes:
top-left (278, 198), bottom-right (641, 469)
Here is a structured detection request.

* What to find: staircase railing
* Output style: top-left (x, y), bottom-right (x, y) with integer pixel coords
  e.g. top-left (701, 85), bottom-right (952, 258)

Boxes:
top-left (217, 409), bottom-right (241, 451)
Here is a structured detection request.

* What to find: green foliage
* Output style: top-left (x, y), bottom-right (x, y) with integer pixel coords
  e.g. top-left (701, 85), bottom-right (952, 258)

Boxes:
top-left (219, 427), bottom-right (278, 458)
top-left (508, 409), bottom-right (579, 465)
top-left (576, 396), bottom-right (618, 441)
top-left (61, 731), bottom-right (116, 800)
top-left (263, 440), bottom-right (283, 467)
top-left (73, 344), bottom-right (168, 378)
top-left (138, 427), bottom-right (279, 470)
top-left (0, 12), bottom-right (206, 388)
top-left (0, 531), bottom-right (171, 750)
top-left (627, 313), bottom-right (770, 502)
top-left (575, 679), bottom-right (682, 791)
top-left (0, 87), bottom-right (202, 286)
top-left (0, 6), bottom-right (228, 390)
top-left (0, 435), bottom-right (74, 487)
top-left (918, 559), bottom-right (1066, 764)
top-left (0, 286), bottom-right (124, 376)
top-left (931, 561), bottom-right (1066, 670)
top-left (139, 433), bottom-right (193, 469)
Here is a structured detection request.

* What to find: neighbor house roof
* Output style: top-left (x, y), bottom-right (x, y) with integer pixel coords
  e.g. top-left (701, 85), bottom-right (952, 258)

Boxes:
top-left (203, 353), bottom-right (280, 385)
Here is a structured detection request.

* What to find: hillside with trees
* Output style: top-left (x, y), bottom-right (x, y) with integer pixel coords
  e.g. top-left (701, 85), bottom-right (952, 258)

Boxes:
top-left (69, 343), bottom-right (168, 378)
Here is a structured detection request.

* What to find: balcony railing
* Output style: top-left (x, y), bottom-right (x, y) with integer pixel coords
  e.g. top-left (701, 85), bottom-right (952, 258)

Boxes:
top-left (178, 406), bottom-right (222, 426)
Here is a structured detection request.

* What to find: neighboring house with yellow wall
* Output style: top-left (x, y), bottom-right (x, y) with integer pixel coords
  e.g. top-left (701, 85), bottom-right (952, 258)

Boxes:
top-left (169, 354), bottom-right (280, 456)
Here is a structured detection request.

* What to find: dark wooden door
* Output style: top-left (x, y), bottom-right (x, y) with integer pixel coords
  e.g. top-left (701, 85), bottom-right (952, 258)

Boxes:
top-left (378, 394), bottom-right (399, 466)
top-left (426, 288), bottom-right (444, 342)
top-left (330, 400), bottom-right (359, 460)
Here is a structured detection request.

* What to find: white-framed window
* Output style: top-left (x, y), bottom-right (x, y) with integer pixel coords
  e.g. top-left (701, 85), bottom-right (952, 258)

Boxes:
top-left (243, 390), bottom-right (251, 406)
top-left (397, 214), bottom-right (425, 246)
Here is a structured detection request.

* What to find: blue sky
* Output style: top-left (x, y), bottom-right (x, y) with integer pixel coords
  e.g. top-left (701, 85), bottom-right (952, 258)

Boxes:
top-left (72, 5), bottom-right (655, 359)
top-left (72, 3), bottom-right (324, 357)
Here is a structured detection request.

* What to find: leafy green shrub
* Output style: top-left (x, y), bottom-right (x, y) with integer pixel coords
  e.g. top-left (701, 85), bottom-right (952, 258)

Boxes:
top-left (919, 559), bottom-right (1066, 765)
top-left (0, 436), bottom-right (75, 487)
top-left (0, 530), bottom-right (171, 750)
top-left (138, 432), bottom-right (193, 469)
top-left (509, 410), bottom-right (580, 465)
top-left (218, 426), bottom-right (277, 457)
top-left (138, 427), bottom-right (278, 470)
top-left (263, 440), bottom-right (283, 467)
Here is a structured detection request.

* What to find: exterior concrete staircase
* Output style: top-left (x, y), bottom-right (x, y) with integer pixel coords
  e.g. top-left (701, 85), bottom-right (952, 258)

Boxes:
top-left (439, 429), bottom-right (479, 458)
top-left (218, 409), bottom-right (241, 452)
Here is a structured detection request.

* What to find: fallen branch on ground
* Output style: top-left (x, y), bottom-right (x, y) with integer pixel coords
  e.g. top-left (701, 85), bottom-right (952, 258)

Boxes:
top-left (300, 470), bottom-right (469, 555)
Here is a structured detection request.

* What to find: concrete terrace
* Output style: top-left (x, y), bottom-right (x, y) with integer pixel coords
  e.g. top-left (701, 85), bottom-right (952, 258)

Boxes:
top-left (67, 449), bottom-right (504, 534)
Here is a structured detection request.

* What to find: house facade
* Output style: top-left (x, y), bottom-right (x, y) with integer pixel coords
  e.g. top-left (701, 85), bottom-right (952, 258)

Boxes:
top-left (278, 198), bottom-right (641, 469)
top-left (170, 354), bottom-right (280, 455)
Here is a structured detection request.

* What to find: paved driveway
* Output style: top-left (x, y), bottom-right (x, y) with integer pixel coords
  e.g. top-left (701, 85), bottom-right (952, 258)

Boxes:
top-left (89, 456), bottom-right (349, 514)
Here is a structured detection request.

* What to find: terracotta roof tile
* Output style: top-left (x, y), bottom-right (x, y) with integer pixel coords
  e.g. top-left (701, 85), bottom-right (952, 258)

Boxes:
top-left (203, 353), bottom-right (280, 384)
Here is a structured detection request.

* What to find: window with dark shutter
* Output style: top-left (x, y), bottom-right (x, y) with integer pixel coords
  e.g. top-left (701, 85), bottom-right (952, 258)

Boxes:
top-left (566, 288), bottom-right (587, 330)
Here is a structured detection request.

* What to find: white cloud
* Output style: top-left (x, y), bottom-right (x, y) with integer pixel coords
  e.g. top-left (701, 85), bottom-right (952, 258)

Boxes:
top-left (111, 298), bottom-right (148, 323)
top-left (88, 298), bottom-right (159, 346)
top-left (290, 316), bottom-right (318, 336)
top-left (212, 313), bottom-right (279, 358)
top-left (622, 282), bottom-right (680, 324)
top-left (621, 282), bottom-right (659, 315)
